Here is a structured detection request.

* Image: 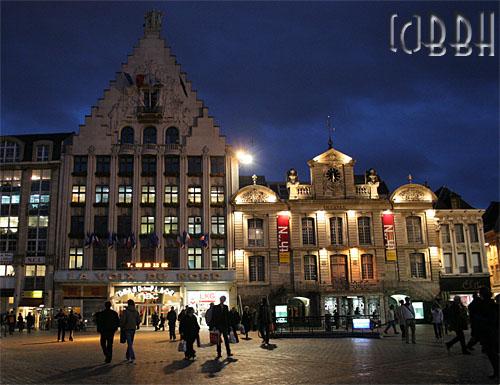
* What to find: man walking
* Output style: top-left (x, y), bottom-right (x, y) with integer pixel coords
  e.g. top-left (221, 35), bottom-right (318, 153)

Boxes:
top-left (120, 299), bottom-right (141, 363)
top-left (445, 296), bottom-right (471, 355)
top-left (466, 293), bottom-right (481, 350)
top-left (55, 309), bottom-right (67, 342)
top-left (211, 296), bottom-right (232, 359)
top-left (258, 297), bottom-right (272, 345)
top-left (395, 300), bottom-right (405, 340)
top-left (384, 304), bottom-right (398, 334)
top-left (96, 301), bottom-right (120, 363)
top-left (401, 297), bottom-right (416, 344)
top-left (167, 306), bottom-right (177, 340)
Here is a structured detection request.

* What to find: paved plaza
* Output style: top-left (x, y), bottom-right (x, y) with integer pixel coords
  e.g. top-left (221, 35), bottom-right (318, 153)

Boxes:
top-left (0, 325), bottom-right (496, 384)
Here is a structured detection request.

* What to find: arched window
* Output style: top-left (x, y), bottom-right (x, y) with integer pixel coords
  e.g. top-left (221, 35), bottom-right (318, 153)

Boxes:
top-left (143, 126), bottom-right (157, 144)
top-left (121, 127), bottom-right (134, 144)
top-left (0, 140), bottom-right (21, 163)
top-left (165, 127), bottom-right (179, 144)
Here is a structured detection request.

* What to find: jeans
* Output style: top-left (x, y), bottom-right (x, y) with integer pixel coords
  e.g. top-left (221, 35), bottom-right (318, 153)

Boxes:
top-left (260, 326), bottom-right (270, 344)
top-left (185, 337), bottom-right (196, 358)
top-left (216, 330), bottom-right (231, 356)
top-left (125, 329), bottom-right (136, 360)
top-left (168, 323), bottom-right (176, 340)
top-left (100, 332), bottom-right (115, 361)
top-left (433, 323), bottom-right (443, 339)
top-left (405, 319), bottom-right (416, 343)
top-left (384, 320), bottom-right (397, 334)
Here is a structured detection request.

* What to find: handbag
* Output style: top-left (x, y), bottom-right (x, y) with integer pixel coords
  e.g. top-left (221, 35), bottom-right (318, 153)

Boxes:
top-left (120, 329), bottom-right (126, 344)
top-left (209, 330), bottom-right (220, 345)
top-left (239, 324), bottom-right (245, 334)
top-left (178, 340), bottom-right (186, 352)
top-left (229, 331), bottom-right (236, 343)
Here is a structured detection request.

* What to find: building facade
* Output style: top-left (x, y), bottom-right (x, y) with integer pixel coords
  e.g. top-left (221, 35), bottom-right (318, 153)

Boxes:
top-left (483, 202), bottom-right (499, 296)
top-left (52, 11), bottom-right (239, 325)
top-left (0, 133), bottom-right (72, 327)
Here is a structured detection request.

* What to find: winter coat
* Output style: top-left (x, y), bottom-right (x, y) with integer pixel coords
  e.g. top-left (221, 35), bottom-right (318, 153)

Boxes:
top-left (448, 303), bottom-right (468, 331)
top-left (258, 303), bottom-right (272, 327)
top-left (96, 309), bottom-right (120, 333)
top-left (167, 310), bottom-right (177, 325)
top-left (120, 306), bottom-right (141, 330)
top-left (211, 304), bottom-right (230, 332)
top-left (179, 314), bottom-right (200, 342)
top-left (241, 311), bottom-right (252, 330)
top-left (229, 310), bottom-right (241, 327)
top-left (431, 308), bottom-right (443, 324)
top-left (67, 313), bottom-right (78, 329)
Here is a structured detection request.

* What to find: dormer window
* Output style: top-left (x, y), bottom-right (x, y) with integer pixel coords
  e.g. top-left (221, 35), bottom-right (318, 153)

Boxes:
top-left (0, 140), bottom-right (20, 163)
top-left (36, 144), bottom-right (50, 162)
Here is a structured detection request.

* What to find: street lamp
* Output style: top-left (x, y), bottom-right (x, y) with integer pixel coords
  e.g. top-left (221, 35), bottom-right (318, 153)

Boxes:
top-left (236, 150), bottom-right (253, 165)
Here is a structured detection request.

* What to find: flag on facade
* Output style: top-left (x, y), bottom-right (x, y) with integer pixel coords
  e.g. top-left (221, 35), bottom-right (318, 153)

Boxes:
top-left (91, 233), bottom-right (100, 247)
top-left (177, 231), bottom-right (191, 248)
top-left (149, 232), bottom-right (160, 248)
top-left (125, 233), bottom-right (136, 249)
top-left (200, 233), bottom-right (209, 248)
top-left (84, 232), bottom-right (92, 248)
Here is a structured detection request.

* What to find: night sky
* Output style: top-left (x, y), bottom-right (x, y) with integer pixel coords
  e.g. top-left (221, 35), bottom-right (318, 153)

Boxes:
top-left (1, 1), bottom-right (498, 208)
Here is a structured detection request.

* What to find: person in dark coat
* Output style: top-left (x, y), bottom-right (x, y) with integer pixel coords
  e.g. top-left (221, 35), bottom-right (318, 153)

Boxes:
top-left (6, 311), bottom-right (16, 335)
top-left (17, 313), bottom-right (24, 333)
top-left (229, 307), bottom-right (241, 343)
top-left (477, 287), bottom-right (499, 380)
top-left (179, 307), bottom-right (200, 360)
top-left (466, 293), bottom-right (481, 350)
top-left (26, 312), bottom-right (35, 334)
top-left (159, 314), bottom-right (166, 331)
top-left (241, 306), bottom-right (252, 339)
top-left (95, 301), bottom-right (120, 363)
top-left (211, 295), bottom-right (232, 358)
top-left (445, 296), bottom-right (471, 355)
top-left (67, 310), bottom-right (78, 341)
top-left (151, 312), bottom-right (159, 331)
top-left (258, 297), bottom-right (272, 345)
top-left (55, 309), bottom-right (67, 342)
top-left (167, 307), bottom-right (177, 340)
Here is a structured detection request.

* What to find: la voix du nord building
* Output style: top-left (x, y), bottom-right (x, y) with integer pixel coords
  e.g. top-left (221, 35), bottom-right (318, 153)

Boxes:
top-left (0, 11), bottom-right (492, 326)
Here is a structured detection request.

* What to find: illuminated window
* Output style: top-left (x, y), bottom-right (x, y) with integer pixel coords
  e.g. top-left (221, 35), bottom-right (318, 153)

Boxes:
top-left (28, 216), bottom-right (48, 227)
top-left (188, 247), bottom-right (202, 269)
top-left (441, 224), bottom-right (451, 243)
top-left (141, 185), bottom-right (156, 204)
top-left (457, 252), bottom-right (467, 273)
top-left (249, 256), bottom-right (265, 282)
top-left (443, 253), bottom-right (452, 273)
top-left (468, 224), bottom-right (479, 243)
top-left (410, 253), bottom-right (426, 278)
top-left (211, 247), bottom-right (226, 269)
top-left (454, 224), bottom-right (465, 243)
top-left (361, 254), bottom-right (374, 279)
top-left (36, 144), bottom-right (50, 161)
top-left (118, 185), bottom-right (132, 204)
top-left (188, 216), bottom-right (202, 235)
top-left (0, 141), bottom-right (20, 163)
top-left (140, 216), bottom-right (155, 235)
top-left (330, 254), bottom-right (348, 281)
top-left (303, 255), bottom-right (318, 281)
top-left (0, 265), bottom-right (14, 277)
top-left (210, 186), bottom-right (224, 204)
top-left (472, 252), bottom-right (482, 273)
top-left (302, 218), bottom-right (316, 245)
top-left (164, 216), bottom-right (178, 234)
top-left (69, 248), bottom-right (84, 269)
top-left (0, 217), bottom-right (18, 234)
top-left (330, 217), bottom-right (343, 245)
top-left (211, 216), bottom-right (225, 235)
top-left (71, 185), bottom-right (86, 203)
top-left (188, 186), bottom-right (202, 204)
top-left (248, 219), bottom-right (264, 247)
top-left (164, 185), bottom-right (179, 204)
top-left (31, 169), bottom-right (51, 180)
top-left (358, 217), bottom-right (372, 245)
top-left (406, 216), bottom-right (423, 243)
top-left (24, 265), bottom-right (45, 290)
top-left (95, 185), bottom-right (109, 204)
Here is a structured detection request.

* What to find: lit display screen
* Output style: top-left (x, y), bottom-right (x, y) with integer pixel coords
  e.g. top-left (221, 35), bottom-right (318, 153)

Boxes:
top-left (352, 318), bottom-right (371, 329)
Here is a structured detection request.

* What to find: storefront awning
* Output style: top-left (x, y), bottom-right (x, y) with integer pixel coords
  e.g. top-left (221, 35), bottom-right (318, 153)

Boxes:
top-left (18, 298), bottom-right (44, 307)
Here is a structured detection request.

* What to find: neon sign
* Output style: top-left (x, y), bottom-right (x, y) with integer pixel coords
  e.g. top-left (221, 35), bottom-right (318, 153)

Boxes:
top-left (115, 285), bottom-right (176, 300)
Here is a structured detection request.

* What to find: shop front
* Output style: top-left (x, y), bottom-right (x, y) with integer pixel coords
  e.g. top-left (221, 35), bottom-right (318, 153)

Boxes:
top-left (439, 275), bottom-right (491, 306)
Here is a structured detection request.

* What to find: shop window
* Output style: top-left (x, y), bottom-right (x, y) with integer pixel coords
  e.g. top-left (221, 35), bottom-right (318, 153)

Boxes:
top-left (36, 144), bottom-right (50, 161)
top-left (73, 156), bottom-right (88, 174)
top-left (188, 247), bottom-right (202, 269)
top-left (69, 247), bottom-right (84, 269)
top-left (188, 156), bottom-right (202, 175)
top-left (165, 155), bottom-right (179, 175)
top-left (210, 156), bottom-right (225, 175)
top-left (212, 247), bottom-right (226, 269)
top-left (248, 218), bottom-right (264, 247)
top-left (210, 186), bottom-right (224, 204)
top-left (303, 255), bottom-right (318, 281)
top-left (357, 217), bottom-right (372, 245)
top-left (141, 185), bottom-right (156, 204)
top-left (0, 140), bottom-right (21, 163)
top-left (211, 216), bottom-right (225, 235)
top-left (472, 252), bottom-right (482, 273)
top-left (164, 216), bottom-right (178, 234)
top-left (457, 252), bottom-right (467, 273)
top-left (188, 186), bottom-right (202, 204)
top-left (410, 253), bottom-right (426, 278)
top-left (188, 216), bottom-right (202, 235)
top-left (140, 216), bottom-right (155, 235)
top-left (249, 255), bottom-right (265, 282)
top-left (121, 126), bottom-right (134, 144)
top-left (468, 224), bottom-right (479, 243)
top-left (71, 185), bottom-right (86, 203)
top-left (119, 155), bottom-right (134, 175)
top-left (454, 224), bottom-right (465, 243)
top-left (443, 253), bottom-right (452, 273)
top-left (143, 126), bottom-right (157, 144)
top-left (70, 216), bottom-right (85, 238)
top-left (330, 254), bottom-right (348, 281)
top-left (95, 185), bottom-right (109, 204)
top-left (329, 217), bottom-right (343, 245)
top-left (361, 254), bottom-right (374, 279)
top-left (301, 218), bottom-right (316, 245)
top-left (95, 156), bottom-right (111, 175)
top-left (406, 216), bottom-right (423, 243)
top-left (0, 265), bottom-right (14, 276)
top-left (165, 127), bottom-right (179, 145)
top-left (142, 156), bottom-right (157, 175)
top-left (165, 247), bottom-right (179, 269)
top-left (118, 185), bottom-right (133, 204)
top-left (164, 185), bottom-right (178, 204)
top-left (441, 224), bottom-right (451, 243)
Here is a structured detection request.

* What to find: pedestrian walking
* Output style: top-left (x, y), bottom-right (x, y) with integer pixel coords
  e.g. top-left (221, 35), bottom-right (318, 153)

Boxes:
top-left (431, 304), bottom-right (444, 341)
top-left (445, 296), bottom-right (471, 355)
top-left (205, 303), bottom-right (214, 329)
top-left (333, 309), bottom-right (340, 329)
top-left (67, 310), bottom-right (78, 341)
top-left (442, 302), bottom-right (451, 335)
top-left (95, 301), bottom-right (120, 363)
top-left (477, 287), bottom-right (499, 379)
top-left (167, 306), bottom-right (177, 340)
top-left (258, 297), bottom-right (272, 346)
top-left (177, 306), bottom-right (186, 323)
top-left (17, 313), bottom-right (24, 333)
top-left (159, 314), bottom-right (166, 331)
top-left (466, 293), bottom-right (481, 350)
top-left (210, 295), bottom-right (232, 358)
top-left (229, 307), bottom-right (241, 343)
top-left (401, 297), bottom-right (416, 344)
top-left (395, 300), bottom-right (406, 340)
top-left (152, 311), bottom-right (159, 331)
top-left (55, 309), bottom-right (67, 342)
top-left (6, 311), bottom-right (15, 335)
top-left (26, 312), bottom-right (35, 334)
top-left (241, 306), bottom-right (252, 339)
top-left (383, 304), bottom-right (398, 334)
top-left (179, 307), bottom-right (200, 360)
top-left (120, 299), bottom-right (141, 363)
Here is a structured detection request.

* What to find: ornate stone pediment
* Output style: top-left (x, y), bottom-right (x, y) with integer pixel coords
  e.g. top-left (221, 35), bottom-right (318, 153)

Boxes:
top-left (390, 184), bottom-right (437, 203)
top-left (233, 185), bottom-right (279, 204)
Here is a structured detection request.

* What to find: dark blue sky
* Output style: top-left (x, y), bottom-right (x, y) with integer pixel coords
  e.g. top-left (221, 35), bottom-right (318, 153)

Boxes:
top-left (1, 1), bottom-right (498, 208)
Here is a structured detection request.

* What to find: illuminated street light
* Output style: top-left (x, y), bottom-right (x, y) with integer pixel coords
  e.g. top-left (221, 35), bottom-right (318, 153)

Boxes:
top-left (236, 150), bottom-right (253, 165)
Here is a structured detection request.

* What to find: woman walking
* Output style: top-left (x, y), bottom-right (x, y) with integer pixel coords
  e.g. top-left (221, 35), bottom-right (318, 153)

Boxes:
top-left (431, 304), bottom-right (444, 341)
top-left (179, 307), bottom-right (200, 360)
top-left (120, 299), bottom-right (141, 363)
top-left (241, 306), bottom-right (252, 339)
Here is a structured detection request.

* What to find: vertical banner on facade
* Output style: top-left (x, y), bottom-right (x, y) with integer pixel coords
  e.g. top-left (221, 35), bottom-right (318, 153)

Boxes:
top-left (277, 215), bottom-right (290, 264)
top-left (382, 213), bottom-right (397, 261)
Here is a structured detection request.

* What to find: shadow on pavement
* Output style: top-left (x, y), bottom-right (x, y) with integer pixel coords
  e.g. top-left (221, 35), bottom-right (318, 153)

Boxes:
top-left (200, 357), bottom-right (238, 378)
top-left (154, 340), bottom-right (171, 343)
top-left (163, 359), bottom-right (194, 374)
top-left (41, 363), bottom-right (121, 383)
top-left (260, 343), bottom-right (277, 350)
top-left (21, 341), bottom-right (60, 346)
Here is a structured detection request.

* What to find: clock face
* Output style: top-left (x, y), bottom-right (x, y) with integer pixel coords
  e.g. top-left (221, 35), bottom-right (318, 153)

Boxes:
top-left (326, 167), bottom-right (342, 183)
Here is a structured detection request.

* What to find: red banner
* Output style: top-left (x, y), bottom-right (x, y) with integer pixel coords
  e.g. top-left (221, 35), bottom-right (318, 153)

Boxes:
top-left (277, 215), bottom-right (290, 264)
top-left (382, 213), bottom-right (397, 261)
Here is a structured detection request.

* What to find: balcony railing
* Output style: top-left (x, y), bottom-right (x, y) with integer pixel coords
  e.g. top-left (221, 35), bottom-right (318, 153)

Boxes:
top-left (289, 184), bottom-right (313, 200)
top-left (136, 106), bottom-right (163, 122)
top-left (355, 184), bottom-right (378, 199)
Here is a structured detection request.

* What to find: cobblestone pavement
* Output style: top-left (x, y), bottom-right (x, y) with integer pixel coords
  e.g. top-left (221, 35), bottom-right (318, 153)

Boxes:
top-left (0, 325), bottom-right (496, 385)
